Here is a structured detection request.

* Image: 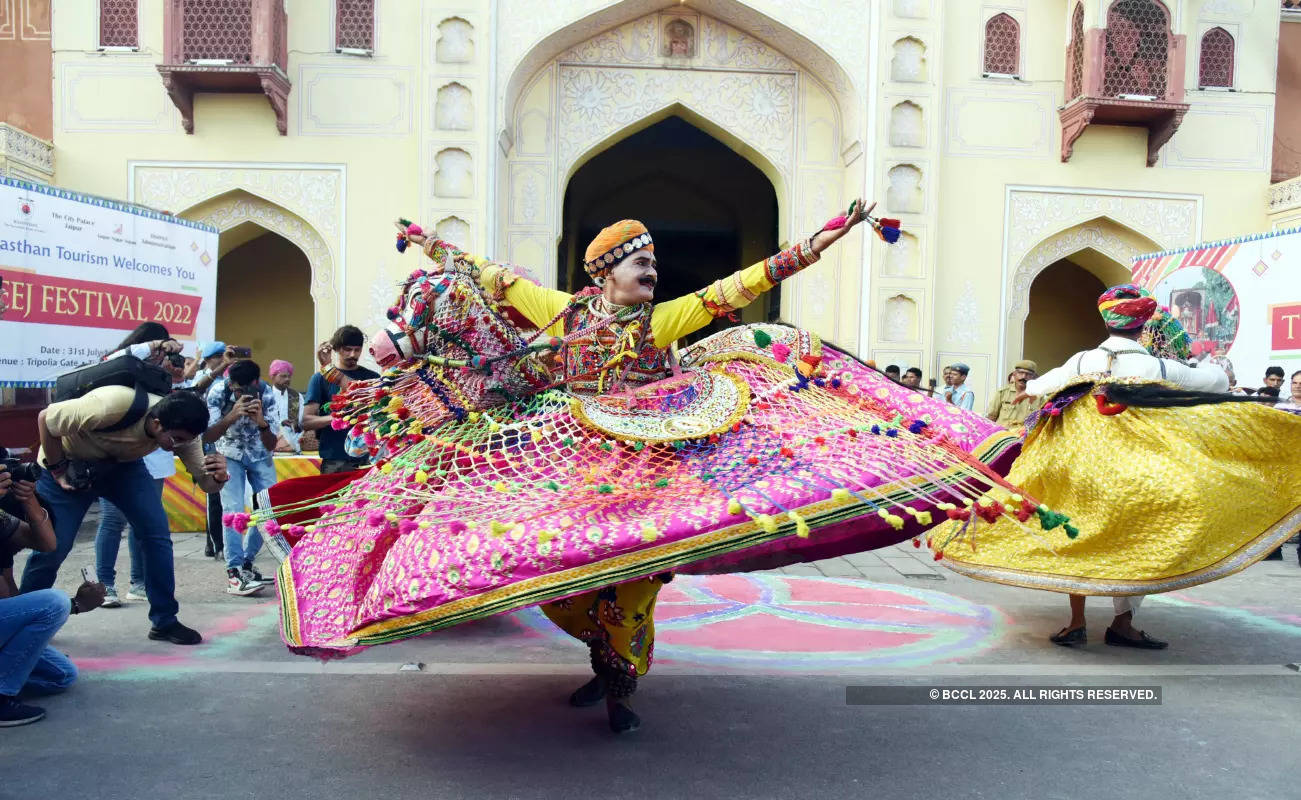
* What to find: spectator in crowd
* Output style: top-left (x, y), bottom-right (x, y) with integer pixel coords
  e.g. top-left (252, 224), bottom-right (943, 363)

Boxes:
top-left (986, 360), bottom-right (1039, 435)
top-left (901, 367), bottom-right (923, 389)
top-left (267, 360), bottom-right (305, 454)
top-left (944, 363), bottom-right (975, 410)
top-left (205, 360), bottom-right (280, 596)
top-left (1, 466), bottom-right (106, 726)
top-left (191, 342), bottom-right (237, 395)
top-left (1276, 369), bottom-right (1301, 414)
top-left (20, 391), bottom-right (228, 645)
top-left (1262, 366), bottom-right (1285, 396)
top-left (883, 364), bottom-right (901, 383)
top-left (94, 324), bottom-right (191, 608)
top-left (304, 326), bottom-right (380, 474)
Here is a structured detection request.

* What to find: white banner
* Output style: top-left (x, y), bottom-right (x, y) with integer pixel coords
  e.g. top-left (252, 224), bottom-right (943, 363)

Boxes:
top-left (0, 177), bottom-right (219, 386)
top-left (1131, 227), bottom-right (1301, 390)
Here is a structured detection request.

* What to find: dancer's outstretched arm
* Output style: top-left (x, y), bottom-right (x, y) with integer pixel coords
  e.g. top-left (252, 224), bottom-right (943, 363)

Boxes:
top-left (402, 229), bottom-right (572, 334)
top-left (649, 198), bottom-right (870, 345)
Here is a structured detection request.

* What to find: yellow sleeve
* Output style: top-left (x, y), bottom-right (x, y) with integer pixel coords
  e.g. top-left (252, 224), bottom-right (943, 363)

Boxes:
top-left (649, 239), bottom-right (820, 345)
top-left (478, 264), bottom-right (572, 337)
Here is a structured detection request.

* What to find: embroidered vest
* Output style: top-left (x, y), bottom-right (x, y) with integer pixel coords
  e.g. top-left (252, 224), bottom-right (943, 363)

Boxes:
top-left (560, 291), bottom-right (671, 395)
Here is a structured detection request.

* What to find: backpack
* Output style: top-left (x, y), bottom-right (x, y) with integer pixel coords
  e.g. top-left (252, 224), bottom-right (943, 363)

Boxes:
top-left (52, 355), bottom-right (173, 433)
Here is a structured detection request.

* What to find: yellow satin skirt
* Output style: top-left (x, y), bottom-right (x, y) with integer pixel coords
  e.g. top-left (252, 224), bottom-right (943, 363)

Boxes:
top-left (541, 577), bottom-right (665, 676)
top-left (930, 388), bottom-right (1301, 595)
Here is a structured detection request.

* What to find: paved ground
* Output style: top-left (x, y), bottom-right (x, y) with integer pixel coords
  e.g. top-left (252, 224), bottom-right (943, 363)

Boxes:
top-left (6, 515), bottom-right (1299, 800)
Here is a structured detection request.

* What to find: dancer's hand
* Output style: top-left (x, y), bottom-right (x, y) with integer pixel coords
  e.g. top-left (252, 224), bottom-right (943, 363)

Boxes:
top-left (811, 198), bottom-right (871, 254)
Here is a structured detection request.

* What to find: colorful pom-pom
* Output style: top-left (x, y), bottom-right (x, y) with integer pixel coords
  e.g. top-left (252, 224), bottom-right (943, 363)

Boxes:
top-left (753, 329), bottom-right (772, 348)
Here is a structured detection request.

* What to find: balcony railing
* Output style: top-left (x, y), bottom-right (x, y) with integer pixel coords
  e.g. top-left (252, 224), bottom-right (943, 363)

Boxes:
top-left (157, 0), bottom-right (290, 135)
top-left (1060, 6), bottom-right (1189, 166)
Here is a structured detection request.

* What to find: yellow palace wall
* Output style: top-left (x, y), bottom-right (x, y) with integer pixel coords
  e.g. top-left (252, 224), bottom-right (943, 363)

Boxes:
top-left (46, 0), bottom-right (1279, 409)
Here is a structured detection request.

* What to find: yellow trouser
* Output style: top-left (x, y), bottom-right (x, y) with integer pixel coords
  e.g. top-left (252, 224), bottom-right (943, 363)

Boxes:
top-left (541, 576), bottom-right (666, 677)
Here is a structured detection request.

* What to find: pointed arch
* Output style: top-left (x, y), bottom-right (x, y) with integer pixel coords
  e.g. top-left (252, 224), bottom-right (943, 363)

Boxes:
top-left (1004, 216), bottom-right (1163, 363)
top-left (177, 189), bottom-right (337, 346)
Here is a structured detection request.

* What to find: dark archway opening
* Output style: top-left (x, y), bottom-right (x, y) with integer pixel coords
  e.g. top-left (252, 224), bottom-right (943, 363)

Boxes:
top-left (558, 115), bottom-right (779, 343)
top-left (216, 230), bottom-right (316, 384)
top-left (1023, 258), bottom-right (1109, 370)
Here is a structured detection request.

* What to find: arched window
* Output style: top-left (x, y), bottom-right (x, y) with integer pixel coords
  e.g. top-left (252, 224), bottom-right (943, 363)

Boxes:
top-left (1198, 27), bottom-right (1234, 88)
top-left (983, 13), bottom-right (1020, 75)
top-left (1067, 3), bottom-right (1085, 99)
top-left (99, 0), bottom-right (138, 48)
top-left (1103, 0), bottom-right (1172, 99)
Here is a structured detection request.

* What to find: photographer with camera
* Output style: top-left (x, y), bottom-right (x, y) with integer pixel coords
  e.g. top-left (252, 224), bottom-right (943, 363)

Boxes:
top-left (204, 359), bottom-right (280, 596)
top-left (1, 462), bottom-right (107, 726)
top-left (19, 389), bottom-right (228, 645)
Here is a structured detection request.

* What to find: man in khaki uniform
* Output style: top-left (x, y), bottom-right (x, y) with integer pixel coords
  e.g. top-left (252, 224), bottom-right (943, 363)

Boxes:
top-left (985, 359), bottom-right (1039, 434)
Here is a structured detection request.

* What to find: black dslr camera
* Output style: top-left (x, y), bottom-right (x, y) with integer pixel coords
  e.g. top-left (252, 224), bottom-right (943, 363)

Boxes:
top-left (0, 457), bottom-right (40, 483)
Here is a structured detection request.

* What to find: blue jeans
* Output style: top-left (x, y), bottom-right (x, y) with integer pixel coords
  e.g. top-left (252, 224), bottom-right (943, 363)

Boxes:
top-left (21, 459), bottom-right (181, 629)
top-left (95, 482), bottom-right (162, 589)
top-left (221, 454), bottom-right (276, 571)
top-left (0, 589), bottom-right (78, 696)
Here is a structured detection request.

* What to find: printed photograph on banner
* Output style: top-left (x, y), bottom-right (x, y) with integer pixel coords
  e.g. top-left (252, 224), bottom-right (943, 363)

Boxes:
top-left (1133, 230), bottom-right (1300, 389)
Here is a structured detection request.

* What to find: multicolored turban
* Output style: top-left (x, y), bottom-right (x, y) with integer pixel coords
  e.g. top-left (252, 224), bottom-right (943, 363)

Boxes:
top-left (1097, 284), bottom-right (1158, 331)
top-left (583, 220), bottom-right (654, 282)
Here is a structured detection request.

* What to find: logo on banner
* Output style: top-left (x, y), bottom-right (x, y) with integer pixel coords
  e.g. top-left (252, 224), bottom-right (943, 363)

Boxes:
top-left (1270, 302), bottom-right (1301, 354)
top-left (8, 195), bottom-right (40, 232)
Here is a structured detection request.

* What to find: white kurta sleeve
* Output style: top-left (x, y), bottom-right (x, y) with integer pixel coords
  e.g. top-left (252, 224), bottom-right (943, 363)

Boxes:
top-left (1160, 361), bottom-right (1229, 393)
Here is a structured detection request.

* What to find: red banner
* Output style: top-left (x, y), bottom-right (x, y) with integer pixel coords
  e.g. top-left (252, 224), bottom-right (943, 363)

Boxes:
top-left (1271, 302), bottom-right (1301, 352)
top-left (0, 271), bottom-right (201, 336)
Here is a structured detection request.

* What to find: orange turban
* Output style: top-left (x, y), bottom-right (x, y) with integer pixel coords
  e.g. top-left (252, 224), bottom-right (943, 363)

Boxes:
top-left (583, 220), bottom-right (654, 282)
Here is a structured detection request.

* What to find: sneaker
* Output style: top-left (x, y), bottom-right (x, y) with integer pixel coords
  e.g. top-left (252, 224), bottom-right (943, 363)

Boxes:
top-left (226, 568), bottom-right (265, 597)
top-left (147, 620), bottom-right (202, 645)
top-left (0, 696), bottom-right (46, 727)
top-left (101, 586), bottom-right (121, 608)
top-left (241, 562), bottom-right (272, 586)
top-left (126, 584), bottom-right (147, 601)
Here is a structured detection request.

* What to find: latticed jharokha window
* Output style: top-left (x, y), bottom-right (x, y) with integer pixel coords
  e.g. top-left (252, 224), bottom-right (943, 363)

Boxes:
top-left (181, 0), bottom-right (253, 64)
top-left (1067, 3), bottom-right (1085, 99)
top-left (99, 0), bottom-right (138, 48)
top-left (336, 0), bottom-right (375, 52)
top-left (983, 13), bottom-right (1020, 75)
top-left (1198, 27), bottom-right (1234, 88)
top-left (1103, 0), bottom-right (1171, 99)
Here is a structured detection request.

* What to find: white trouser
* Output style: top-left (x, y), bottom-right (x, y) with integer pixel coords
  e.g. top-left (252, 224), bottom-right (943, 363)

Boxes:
top-left (1112, 596), bottom-right (1143, 616)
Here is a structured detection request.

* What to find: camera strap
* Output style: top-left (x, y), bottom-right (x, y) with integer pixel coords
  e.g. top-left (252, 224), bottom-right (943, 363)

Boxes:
top-left (95, 384), bottom-right (152, 433)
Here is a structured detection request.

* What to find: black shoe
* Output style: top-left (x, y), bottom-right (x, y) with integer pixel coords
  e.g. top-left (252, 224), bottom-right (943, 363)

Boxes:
top-left (241, 562), bottom-right (271, 586)
top-left (148, 621), bottom-right (203, 645)
top-left (1049, 625), bottom-right (1086, 646)
top-left (1105, 627), bottom-right (1168, 649)
top-left (0, 696), bottom-right (45, 727)
top-left (607, 699), bottom-right (641, 734)
top-left (569, 676), bottom-right (607, 707)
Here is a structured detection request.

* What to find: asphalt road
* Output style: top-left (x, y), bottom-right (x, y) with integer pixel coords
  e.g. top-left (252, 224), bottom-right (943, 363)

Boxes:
top-left (5, 531), bottom-right (1298, 800)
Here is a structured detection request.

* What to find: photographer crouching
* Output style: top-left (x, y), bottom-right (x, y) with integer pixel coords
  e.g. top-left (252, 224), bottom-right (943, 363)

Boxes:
top-left (19, 389), bottom-right (229, 645)
top-left (1, 461), bottom-right (106, 726)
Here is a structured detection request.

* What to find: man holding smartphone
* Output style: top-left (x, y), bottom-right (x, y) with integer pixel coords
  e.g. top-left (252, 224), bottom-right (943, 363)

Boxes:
top-left (204, 359), bottom-right (280, 596)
